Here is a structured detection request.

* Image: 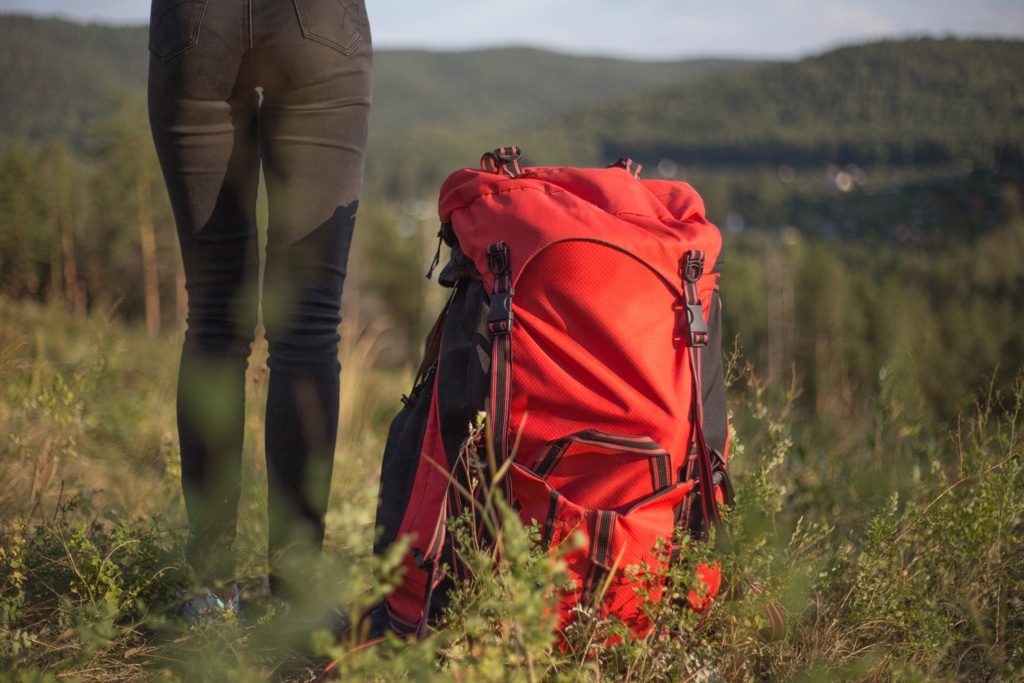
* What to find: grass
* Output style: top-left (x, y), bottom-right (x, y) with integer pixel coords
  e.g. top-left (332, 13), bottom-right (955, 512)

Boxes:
top-left (1, 297), bottom-right (1023, 682)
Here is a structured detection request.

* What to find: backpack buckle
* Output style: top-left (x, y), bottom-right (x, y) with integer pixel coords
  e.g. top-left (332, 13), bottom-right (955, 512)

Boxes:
top-left (677, 250), bottom-right (707, 347)
top-left (682, 250), bottom-right (705, 283)
top-left (486, 242), bottom-right (514, 335)
top-left (488, 289), bottom-right (515, 335)
top-left (481, 146), bottom-right (524, 179)
top-left (487, 247), bottom-right (509, 276)
top-left (687, 302), bottom-right (708, 346)
top-left (674, 300), bottom-right (708, 347)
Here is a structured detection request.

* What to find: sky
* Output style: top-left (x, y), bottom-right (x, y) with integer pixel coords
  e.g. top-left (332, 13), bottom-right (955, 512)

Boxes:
top-left (1, 0), bottom-right (1022, 60)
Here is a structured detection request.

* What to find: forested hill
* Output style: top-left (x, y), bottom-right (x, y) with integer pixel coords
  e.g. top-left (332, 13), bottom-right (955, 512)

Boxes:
top-left (1, 15), bottom-right (1023, 428)
top-left (3, 13), bottom-right (1020, 172)
top-left (550, 37), bottom-right (1024, 169)
top-left (365, 48), bottom-right (764, 130)
top-left (2, 14), bottom-right (1021, 239)
top-left (0, 15), bottom-right (149, 151)
top-left (0, 13), bottom-right (763, 150)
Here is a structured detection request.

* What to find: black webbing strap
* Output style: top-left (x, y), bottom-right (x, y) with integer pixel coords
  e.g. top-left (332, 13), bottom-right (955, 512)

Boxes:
top-left (481, 146), bottom-right (523, 179)
top-left (413, 289), bottom-right (455, 388)
top-left (680, 250), bottom-right (709, 348)
top-left (425, 228), bottom-right (444, 279)
top-left (680, 249), bottom-right (782, 640)
top-left (486, 243), bottom-right (513, 335)
top-left (581, 510), bottom-right (617, 609)
top-left (541, 489), bottom-right (560, 552)
top-left (609, 157), bottom-right (643, 179)
top-left (531, 430), bottom-right (672, 493)
top-left (679, 249), bottom-right (723, 535)
top-left (486, 242), bottom-right (515, 507)
top-left (414, 490), bottom-right (451, 638)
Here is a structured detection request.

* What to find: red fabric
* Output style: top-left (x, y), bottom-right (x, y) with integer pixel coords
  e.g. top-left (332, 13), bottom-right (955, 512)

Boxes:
top-left (512, 464), bottom-right (696, 636)
top-left (385, 160), bottom-right (726, 638)
top-left (529, 436), bottom-right (671, 513)
top-left (441, 163), bottom-right (723, 636)
top-left (508, 240), bottom-right (694, 469)
top-left (387, 380), bottom-right (448, 631)
top-left (439, 165), bottom-right (720, 302)
top-left (688, 563), bottom-right (723, 612)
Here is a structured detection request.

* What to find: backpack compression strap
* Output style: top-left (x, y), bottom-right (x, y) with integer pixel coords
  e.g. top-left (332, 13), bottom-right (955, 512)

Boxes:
top-left (681, 250), bottom-right (783, 640)
top-left (680, 250), bottom-right (725, 533)
top-left (486, 242), bottom-right (516, 507)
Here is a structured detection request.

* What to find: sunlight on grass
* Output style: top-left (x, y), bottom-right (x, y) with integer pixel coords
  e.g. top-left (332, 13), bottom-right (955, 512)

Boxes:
top-left (1, 298), bottom-right (1022, 681)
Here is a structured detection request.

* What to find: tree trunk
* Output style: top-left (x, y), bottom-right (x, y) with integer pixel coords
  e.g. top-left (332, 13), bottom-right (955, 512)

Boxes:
top-left (49, 239), bottom-right (62, 304)
top-left (766, 240), bottom-right (784, 384)
top-left (8, 181), bottom-right (29, 298)
top-left (59, 180), bottom-right (80, 315)
top-left (136, 162), bottom-right (161, 337)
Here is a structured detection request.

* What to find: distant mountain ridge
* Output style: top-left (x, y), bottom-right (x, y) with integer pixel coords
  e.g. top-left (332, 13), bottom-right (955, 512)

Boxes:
top-left (2, 13), bottom-right (1021, 224)
top-left (366, 48), bottom-right (766, 130)
top-left (553, 37), bottom-right (1024, 169)
top-left (0, 15), bottom-right (149, 151)
top-left (0, 14), bottom-right (766, 151)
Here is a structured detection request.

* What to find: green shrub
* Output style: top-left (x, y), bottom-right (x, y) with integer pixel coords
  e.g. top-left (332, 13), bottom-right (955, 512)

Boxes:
top-left (3, 298), bottom-right (1023, 682)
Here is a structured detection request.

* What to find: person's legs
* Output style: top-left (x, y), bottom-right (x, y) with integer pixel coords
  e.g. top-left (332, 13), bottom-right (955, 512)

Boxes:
top-left (249, 0), bottom-right (372, 598)
top-left (148, 0), bottom-right (260, 588)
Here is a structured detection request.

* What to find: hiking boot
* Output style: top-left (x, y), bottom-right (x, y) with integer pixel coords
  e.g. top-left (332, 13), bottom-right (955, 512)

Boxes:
top-left (178, 582), bottom-right (240, 627)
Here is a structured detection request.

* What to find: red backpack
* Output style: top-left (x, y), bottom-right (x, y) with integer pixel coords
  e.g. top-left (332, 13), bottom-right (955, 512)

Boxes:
top-left (367, 148), bottom-right (731, 641)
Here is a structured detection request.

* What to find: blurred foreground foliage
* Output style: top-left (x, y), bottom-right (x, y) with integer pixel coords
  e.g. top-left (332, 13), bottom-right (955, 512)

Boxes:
top-left (1, 32), bottom-right (1023, 680)
top-left (0, 298), bottom-right (1021, 681)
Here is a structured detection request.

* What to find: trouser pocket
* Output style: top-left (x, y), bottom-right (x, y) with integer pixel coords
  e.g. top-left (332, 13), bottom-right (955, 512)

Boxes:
top-left (291, 0), bottom-right (363, 54)
top-left (149, 0), bottom-right (209, 61)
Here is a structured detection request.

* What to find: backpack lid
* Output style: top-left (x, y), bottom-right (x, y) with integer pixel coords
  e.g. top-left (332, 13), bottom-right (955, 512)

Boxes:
top-left (437, 164), bottom-right (721, 293)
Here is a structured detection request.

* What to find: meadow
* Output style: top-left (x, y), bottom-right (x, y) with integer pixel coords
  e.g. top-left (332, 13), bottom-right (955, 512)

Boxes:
top-left (1, 22), bottom-right (1023, 680)
top-left (0, 293), bottom-right (1021, 682)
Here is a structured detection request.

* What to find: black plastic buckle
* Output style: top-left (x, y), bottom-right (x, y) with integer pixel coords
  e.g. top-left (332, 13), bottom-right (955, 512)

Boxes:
top-left (682, 250), bottom-right (705, 284)
top-left (488, 289), bottom-right (514, 335)
top-left (675, 300), bottom-right (708, 347)
top-left (687, 301), bottom-right (709, 346)
top-left (487, 247), bottom-right (509, 276)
